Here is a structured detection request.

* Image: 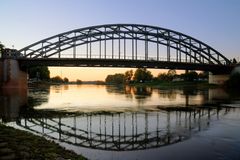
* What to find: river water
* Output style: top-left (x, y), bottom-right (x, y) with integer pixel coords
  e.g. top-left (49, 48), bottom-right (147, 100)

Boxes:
top-left (0, 84), bottom-right (240, 160)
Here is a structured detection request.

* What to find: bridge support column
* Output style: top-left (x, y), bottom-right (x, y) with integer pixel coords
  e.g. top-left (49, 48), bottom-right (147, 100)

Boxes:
top-left (0, 59), bottom-right (27, 88)
top-left (208, 73), bottom-right (230, 85)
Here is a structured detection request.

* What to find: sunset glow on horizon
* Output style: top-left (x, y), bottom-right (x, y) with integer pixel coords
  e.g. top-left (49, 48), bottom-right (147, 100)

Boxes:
top-left (49, 67), bottom-right (178, 81)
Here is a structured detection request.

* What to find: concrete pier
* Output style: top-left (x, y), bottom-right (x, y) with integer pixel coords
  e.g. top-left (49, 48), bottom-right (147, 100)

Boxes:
top-left (208, 73), bottom-right (230, 85)
top-left (0, 59), bottom-right (27, 88)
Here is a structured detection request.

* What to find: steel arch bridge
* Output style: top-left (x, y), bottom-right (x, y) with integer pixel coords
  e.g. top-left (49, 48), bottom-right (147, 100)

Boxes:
top-left (7, 24), bottom-right (233, 73)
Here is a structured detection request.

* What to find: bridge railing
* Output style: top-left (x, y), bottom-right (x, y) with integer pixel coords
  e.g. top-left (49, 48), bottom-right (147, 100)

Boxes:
top-left (21, 54), bottom-right (195, 63)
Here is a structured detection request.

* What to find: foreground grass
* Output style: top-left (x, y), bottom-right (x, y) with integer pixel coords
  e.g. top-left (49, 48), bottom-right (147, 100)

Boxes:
top-left (0, 124), bottom-right (86, 160)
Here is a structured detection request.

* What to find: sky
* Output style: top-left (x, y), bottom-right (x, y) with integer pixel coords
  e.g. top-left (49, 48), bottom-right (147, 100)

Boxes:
top-left (1, 0), bottom-right (240, 81)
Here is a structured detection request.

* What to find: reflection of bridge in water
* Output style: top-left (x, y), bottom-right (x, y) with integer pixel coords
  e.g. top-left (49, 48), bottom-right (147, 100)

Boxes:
top-left (17, 107), bottom-right (231, 151)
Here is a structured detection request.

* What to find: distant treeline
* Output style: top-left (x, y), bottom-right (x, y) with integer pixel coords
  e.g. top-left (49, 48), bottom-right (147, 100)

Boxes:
top-left (225, 69), bottom-right (240, 89)
top-left (28, 66), bottom-right (82, 84)
top-left (105, 68), bottom-right (208, 84)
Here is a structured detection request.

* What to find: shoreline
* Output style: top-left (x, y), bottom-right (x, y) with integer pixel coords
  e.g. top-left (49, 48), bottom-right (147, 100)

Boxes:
top-left (0, 123), bottom-right (86, 160)
top-left (29, 80), bottom-right (218, 88)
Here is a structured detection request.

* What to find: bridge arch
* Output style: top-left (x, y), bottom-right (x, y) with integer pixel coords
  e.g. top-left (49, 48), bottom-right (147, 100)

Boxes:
top-left (17, 24), bottom-right (230, 66)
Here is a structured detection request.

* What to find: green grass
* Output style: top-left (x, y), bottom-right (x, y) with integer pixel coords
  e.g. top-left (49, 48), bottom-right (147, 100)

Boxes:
top-left (0, 124), bottom-right (87, 160)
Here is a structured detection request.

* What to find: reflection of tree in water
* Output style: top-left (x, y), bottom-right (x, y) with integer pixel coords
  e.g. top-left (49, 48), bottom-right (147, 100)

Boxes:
top-left (133, 87), bottom-right (152, 97)
top-left (106, 85), bottom-right (152, 103)
top-left (63, 85), bottom-right (69, 91)
top-left (51, 85), bottom-right (62, 93)
top-left (28, 85), bottom-right (50, 107)
top-left (133, 87), bottom-right (152, 103)
top-left (16, 85), bottom-right (50, 120)
top-left (158, 89), bottom-right (177, 101)
top-left (49, 84), bottom-right (70, 93)
top-left (124, 85), bottom-right (134, 99)
top-left (182, 87), bottom-right (199, 96)
top-left (158, 87), bottom-right (206, 101)
top-left (105, 85), bottom-right (126, 95)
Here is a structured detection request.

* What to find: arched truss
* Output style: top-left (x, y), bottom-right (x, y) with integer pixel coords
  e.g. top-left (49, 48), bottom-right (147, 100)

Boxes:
top-left (18, 24), bottom-right (230, 65)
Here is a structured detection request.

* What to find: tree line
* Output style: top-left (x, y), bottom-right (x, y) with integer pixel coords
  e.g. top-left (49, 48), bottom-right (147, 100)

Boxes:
top-left (28, 66), bottom-right (83, 84)
top-left (105, 68), bottom-right (209, 84)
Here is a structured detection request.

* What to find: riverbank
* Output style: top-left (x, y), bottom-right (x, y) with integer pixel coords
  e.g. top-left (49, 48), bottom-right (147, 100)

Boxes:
top-left (31, 80), bottom-right (217, 88)
top-left (128, 81), bottom-right (218, 89)
top-left (0, 123), bottom-right (86, 160)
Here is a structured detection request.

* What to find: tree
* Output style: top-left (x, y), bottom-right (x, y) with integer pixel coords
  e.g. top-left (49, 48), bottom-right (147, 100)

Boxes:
top-left (226, 72), bottom-right (240, 89)
top-left (76, 79), bottom-right (82, 84)
top-left (133, 68), bottom-right (153, 83)
top-left (183, 71), bottom-right (198, 81)
top-left (198, 71), bottom-right (208, 80)
top-left (157, 73), bottom-right (170, 81)
top-left (157, 70), bottom-right (176, 82)
top-left (167, 69), bottom-right (177, 81)
top-left (28, 66), bottom-right (50, 80)
top-left (63, 77), bottom-right (69, 83)
top-left (106, 75), bottom-right (113, 84)
top-left (0, 42), bottom-right (5, 58)
top-left (233, 58), bottom-right (237, 64)
top-left (167, 69), bottom-right (176, 77)
top-left (51, 76), bottom-right (63, 83)
top-left (105, 74), bottom-right (125, 84)
top-left (0, 42), bottom-right (5, 53)
top-left (124, 70), bottom-right (133, 83)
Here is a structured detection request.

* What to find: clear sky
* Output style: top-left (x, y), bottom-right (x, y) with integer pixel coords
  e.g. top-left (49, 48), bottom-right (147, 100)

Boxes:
top-left (1, 0), bottom-right (240, 81)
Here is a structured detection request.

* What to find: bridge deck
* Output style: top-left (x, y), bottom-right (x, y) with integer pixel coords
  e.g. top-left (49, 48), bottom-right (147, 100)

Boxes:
top-left (18, 58), bottom-right (234, 74)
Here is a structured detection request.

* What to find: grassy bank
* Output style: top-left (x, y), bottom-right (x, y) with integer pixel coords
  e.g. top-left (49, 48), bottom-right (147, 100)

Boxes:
top-left (0, 123), bottom-right (86, 160)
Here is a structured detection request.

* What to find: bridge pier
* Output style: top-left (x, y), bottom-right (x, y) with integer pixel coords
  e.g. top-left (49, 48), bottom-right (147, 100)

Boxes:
top-left (208, 73), bottom-right (230, 85)
top-left (0, 59), bottom-right (27, 88)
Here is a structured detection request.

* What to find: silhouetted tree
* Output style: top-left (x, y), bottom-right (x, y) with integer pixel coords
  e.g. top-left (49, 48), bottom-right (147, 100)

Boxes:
top-left (198, 71), bottom-right (208, 80)
top-left (226, 72), bottom-right (240, 89)
top-left (51, 76), bottom-right (63, 83)
top-left (28, 66), bottom-right (50, 80)
top-left (76, 79), bottom-right (82, 84)
top-left (233, 58), bottom-right (237, 64)
top-left (157, 73), bottom-right (170, 81)
top-left (133, 68), bottom-right (153, 83)
top-left (183, 71), bottom-right (198, 81)
top-left (0, 42), bottom-right (5, 58)
top-left (124, 70), bottom-right (133, 83)
top-left (157, 69), bottom-right (176, 82)
top-left (105, 74), bottom-right (125, 84)
top-left (167, 69), bottom-right (177, 81)
top-left (0, 42), bottom-right (4, 53)
top-left (167, 69), bottom-right (176, 77)
top-left (63, 77), bottom-right (69, 83)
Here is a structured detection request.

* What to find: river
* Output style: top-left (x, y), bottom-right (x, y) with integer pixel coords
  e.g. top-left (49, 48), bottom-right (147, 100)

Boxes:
top-left (0, 84), bottom-right (240, 160)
